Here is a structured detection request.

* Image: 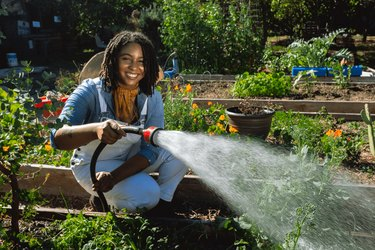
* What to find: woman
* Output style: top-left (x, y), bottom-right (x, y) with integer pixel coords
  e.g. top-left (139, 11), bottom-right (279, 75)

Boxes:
top-left (51, 31), bottom-right (188, 214)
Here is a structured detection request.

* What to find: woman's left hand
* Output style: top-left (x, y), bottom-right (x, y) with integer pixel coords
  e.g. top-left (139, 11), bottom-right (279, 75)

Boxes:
top-left (92, 171), bottom-right (115, 192)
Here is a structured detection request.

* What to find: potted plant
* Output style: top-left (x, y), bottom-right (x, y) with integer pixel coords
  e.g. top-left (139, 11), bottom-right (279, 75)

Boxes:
top-left (225, 100), bottom-right (275, 139)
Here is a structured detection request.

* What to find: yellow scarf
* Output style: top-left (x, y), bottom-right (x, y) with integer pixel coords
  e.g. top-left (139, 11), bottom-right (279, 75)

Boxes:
top-left (112, 85), bottom-right (139, 124)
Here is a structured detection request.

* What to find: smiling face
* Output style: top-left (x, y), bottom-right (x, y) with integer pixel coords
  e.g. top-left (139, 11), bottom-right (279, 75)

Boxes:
top-left (117, 42), bottom-right (145, 88)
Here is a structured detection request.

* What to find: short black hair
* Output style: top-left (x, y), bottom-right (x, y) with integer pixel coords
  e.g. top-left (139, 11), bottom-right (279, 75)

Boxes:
top-left (99, 30), bottom-right (159, 96)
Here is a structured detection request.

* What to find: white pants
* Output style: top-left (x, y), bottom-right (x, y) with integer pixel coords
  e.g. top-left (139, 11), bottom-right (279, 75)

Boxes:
top-left (71, 147), bottom-right (187, 212)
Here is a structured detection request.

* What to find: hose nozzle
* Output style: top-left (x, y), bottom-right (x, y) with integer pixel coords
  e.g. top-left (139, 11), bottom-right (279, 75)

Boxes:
top-left (142, 126), bottom-right (162, 146)
top-left (120, 125), bottom-right (162, 146)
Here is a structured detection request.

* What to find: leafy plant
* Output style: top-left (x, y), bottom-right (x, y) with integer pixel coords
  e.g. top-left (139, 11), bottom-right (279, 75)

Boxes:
top-left (292, 69), bottom-right (318, 92)
top-left (0, 62), bottom-right (71, 248)
top-left (265, 29), bottom-right (353, 74)
top-left (0, 69), bottom-right (47, 247)
top-left (270, 111), bottom-right (364, 167)
top-left (360, 103), bottom-right (375, 157)
top-left (283, 203), bottom-right (315, 250)
top-left (54, 70), bottom-right (79, 95)
top-left (47, 212), bottom-right (168, 249)
top-left (0, 2), bottom-right (8, 45)
top-left (328, 61), bottom-right (352, 88)
top-left (232, 72), bottom-right (292, 98)
top-left (164, 83), bottom-right (234, 135)
top-left (163, 83), bottom-right (196, 131)
top-left (161, 0), bottom-right (263, 74)
top-left (284, 29), bottom-right (346, 68)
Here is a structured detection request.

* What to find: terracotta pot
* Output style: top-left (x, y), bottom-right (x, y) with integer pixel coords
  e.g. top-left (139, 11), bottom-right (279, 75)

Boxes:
top-left (225, 107), bottom-right (275, 139)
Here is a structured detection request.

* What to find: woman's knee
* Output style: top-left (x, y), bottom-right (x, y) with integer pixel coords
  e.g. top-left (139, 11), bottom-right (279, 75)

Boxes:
top-left (106, 172), bottom-right (161, 211)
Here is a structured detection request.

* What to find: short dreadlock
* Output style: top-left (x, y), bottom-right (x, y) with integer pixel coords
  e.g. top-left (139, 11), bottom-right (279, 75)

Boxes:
top-left (99, 30), bottom-right (159, 96)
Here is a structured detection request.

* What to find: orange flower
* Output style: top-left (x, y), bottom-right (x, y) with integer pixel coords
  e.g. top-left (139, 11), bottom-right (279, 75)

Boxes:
top-left (219, 115), bottom-right (225, 121)
top-left (192, 103), bottom-right (198, 109)
top-left (207, 101), bottom-right (213, 106)
top-left (325, 129), bottom-right (334, 137)
top-left (185, 84), bottom-right (192, 93)
top-left (334, 129), bottom-right (342, 138)
top-left (2, 146), bottom-right (9, 152)
top-left (45, 143), bottom-right (52, 151)
top-left (229, 126), bottom-right (238, 133)
top-left (216, 123), bottom-right (225, 131)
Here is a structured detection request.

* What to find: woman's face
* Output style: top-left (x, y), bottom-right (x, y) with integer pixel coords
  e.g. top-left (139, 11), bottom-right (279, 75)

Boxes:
top-left (117, 42), bottom-right (145, 88)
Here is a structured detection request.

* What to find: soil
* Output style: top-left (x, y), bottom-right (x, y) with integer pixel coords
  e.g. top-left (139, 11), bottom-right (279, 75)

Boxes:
top-left (189, 81), bottom-right (375, 101)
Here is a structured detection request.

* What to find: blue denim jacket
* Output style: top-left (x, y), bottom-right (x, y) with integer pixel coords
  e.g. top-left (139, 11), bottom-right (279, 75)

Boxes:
top-left (50, 77), bottom-right (164, 165)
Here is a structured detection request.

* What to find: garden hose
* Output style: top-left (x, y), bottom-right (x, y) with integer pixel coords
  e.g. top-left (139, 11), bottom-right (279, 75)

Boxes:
top-left (89, 126), bottom-right (162, 212)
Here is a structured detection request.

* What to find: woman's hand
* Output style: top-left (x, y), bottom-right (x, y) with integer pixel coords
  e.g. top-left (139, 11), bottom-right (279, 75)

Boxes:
top-left (96, 120), bottom-right (126, 144)
top-left (92, 171), bottom-right (115, 192)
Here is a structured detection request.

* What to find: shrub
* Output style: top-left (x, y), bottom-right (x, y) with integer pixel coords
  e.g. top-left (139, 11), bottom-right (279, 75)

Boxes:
top-left (161, 0), bottom-right (263, 74)
top-left (0, 64), bottom-right (47, 246)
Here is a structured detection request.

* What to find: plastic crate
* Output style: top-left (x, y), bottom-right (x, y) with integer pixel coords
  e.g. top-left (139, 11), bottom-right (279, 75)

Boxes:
top-left (291, 67), bottom-right (327, 77)
top-left (327, 65), bottom-right (362, 77)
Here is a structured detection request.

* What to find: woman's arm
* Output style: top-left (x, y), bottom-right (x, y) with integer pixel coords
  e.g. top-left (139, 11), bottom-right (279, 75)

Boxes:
top-left (92, 154), bottom-right (149, 192)
top-left (54, 120), bottom-right (125, 150)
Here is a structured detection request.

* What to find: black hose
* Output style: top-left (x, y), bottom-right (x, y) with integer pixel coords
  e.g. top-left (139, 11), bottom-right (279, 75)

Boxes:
top-left (90, 142), bottom-right (110, 212)
top-left (89, 126), bottom-right (143, 212)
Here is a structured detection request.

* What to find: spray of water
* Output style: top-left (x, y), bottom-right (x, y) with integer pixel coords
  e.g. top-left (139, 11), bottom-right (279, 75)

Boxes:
top-left (154, 130), bottom-right (375, 249)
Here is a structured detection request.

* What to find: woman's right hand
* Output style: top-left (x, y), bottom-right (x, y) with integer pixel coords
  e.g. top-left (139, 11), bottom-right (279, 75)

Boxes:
top-left (96, 120), bottom-right (126, 144)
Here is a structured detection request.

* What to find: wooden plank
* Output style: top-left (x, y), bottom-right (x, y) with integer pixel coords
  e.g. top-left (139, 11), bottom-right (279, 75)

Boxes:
top-left (180, 74), bottom-right (236, 81)
top-left (0, 164), bottom-right (89, 198)
top-left (191, 98), bottom-right (375, 120)
top-left (0, 165), bottom-right (223, 206)
top-left (178, 74), bottom-right (375, 84)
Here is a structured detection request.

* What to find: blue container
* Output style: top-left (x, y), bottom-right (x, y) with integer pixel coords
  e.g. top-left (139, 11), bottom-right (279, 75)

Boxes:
top-left (164, 57), bottom-right (179, 79)
top-left (291, 67), bottom-right (327, 77)
top-left (327, 65), bottom-right (363, 77)
top-left (6, 53), bottom-right (18, 67)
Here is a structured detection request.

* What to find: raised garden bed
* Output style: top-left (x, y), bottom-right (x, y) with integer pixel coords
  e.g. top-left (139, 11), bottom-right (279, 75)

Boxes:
top-left (176, 79), bottom-right (375, 121)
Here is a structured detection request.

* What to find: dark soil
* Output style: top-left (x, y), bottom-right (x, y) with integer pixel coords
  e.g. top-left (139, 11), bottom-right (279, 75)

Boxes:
top-left (189, 81), bottom-right (375, 101)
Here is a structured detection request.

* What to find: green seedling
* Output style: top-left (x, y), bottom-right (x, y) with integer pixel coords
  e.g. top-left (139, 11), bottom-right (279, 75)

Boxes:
top-left (360, 104), bottom-right (375, 156)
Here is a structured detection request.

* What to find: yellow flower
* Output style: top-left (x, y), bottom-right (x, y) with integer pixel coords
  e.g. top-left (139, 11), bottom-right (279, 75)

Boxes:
top-left (207, 101), bottom-right (213, 106)
top-left (325, 129), bottom-right (334, 137)
top-left (229, 126), bottom-right (238, 133)
top-left (219, 114), bottom-right (225, 121)
top-left (174, 85), bottom-right (179, 91)
top-left (334, 129), bottom-right (342, 138)
top-left (216, 122), bottom-right (225, 131)
top-left (185, 84), bottom-right (192, 93)
top-left (45, 143), bottom-right (52, 151)
top-left (192, 103), bottom-right (198, 109)
top-left (2, 146), bottom-right (9, 152)
top-left (208, 132), bottom-right (215, 136)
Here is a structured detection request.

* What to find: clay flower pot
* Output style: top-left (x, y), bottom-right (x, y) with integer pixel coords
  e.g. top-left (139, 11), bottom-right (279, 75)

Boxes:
top-left (225, 106), bottom-right (275, 139)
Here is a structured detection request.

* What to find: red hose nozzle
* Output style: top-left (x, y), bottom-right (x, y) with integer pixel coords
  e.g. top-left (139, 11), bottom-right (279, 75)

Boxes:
top-left (142, 126), bottom-right (162, 146)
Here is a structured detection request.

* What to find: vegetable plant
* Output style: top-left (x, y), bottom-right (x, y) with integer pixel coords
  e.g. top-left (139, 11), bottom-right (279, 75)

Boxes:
top-left (263, 29), bottom-right (352, 74)
top-left (361, 103), bottom-right (375, 157)
top-left (232, 72), bottom-right (292, 98)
